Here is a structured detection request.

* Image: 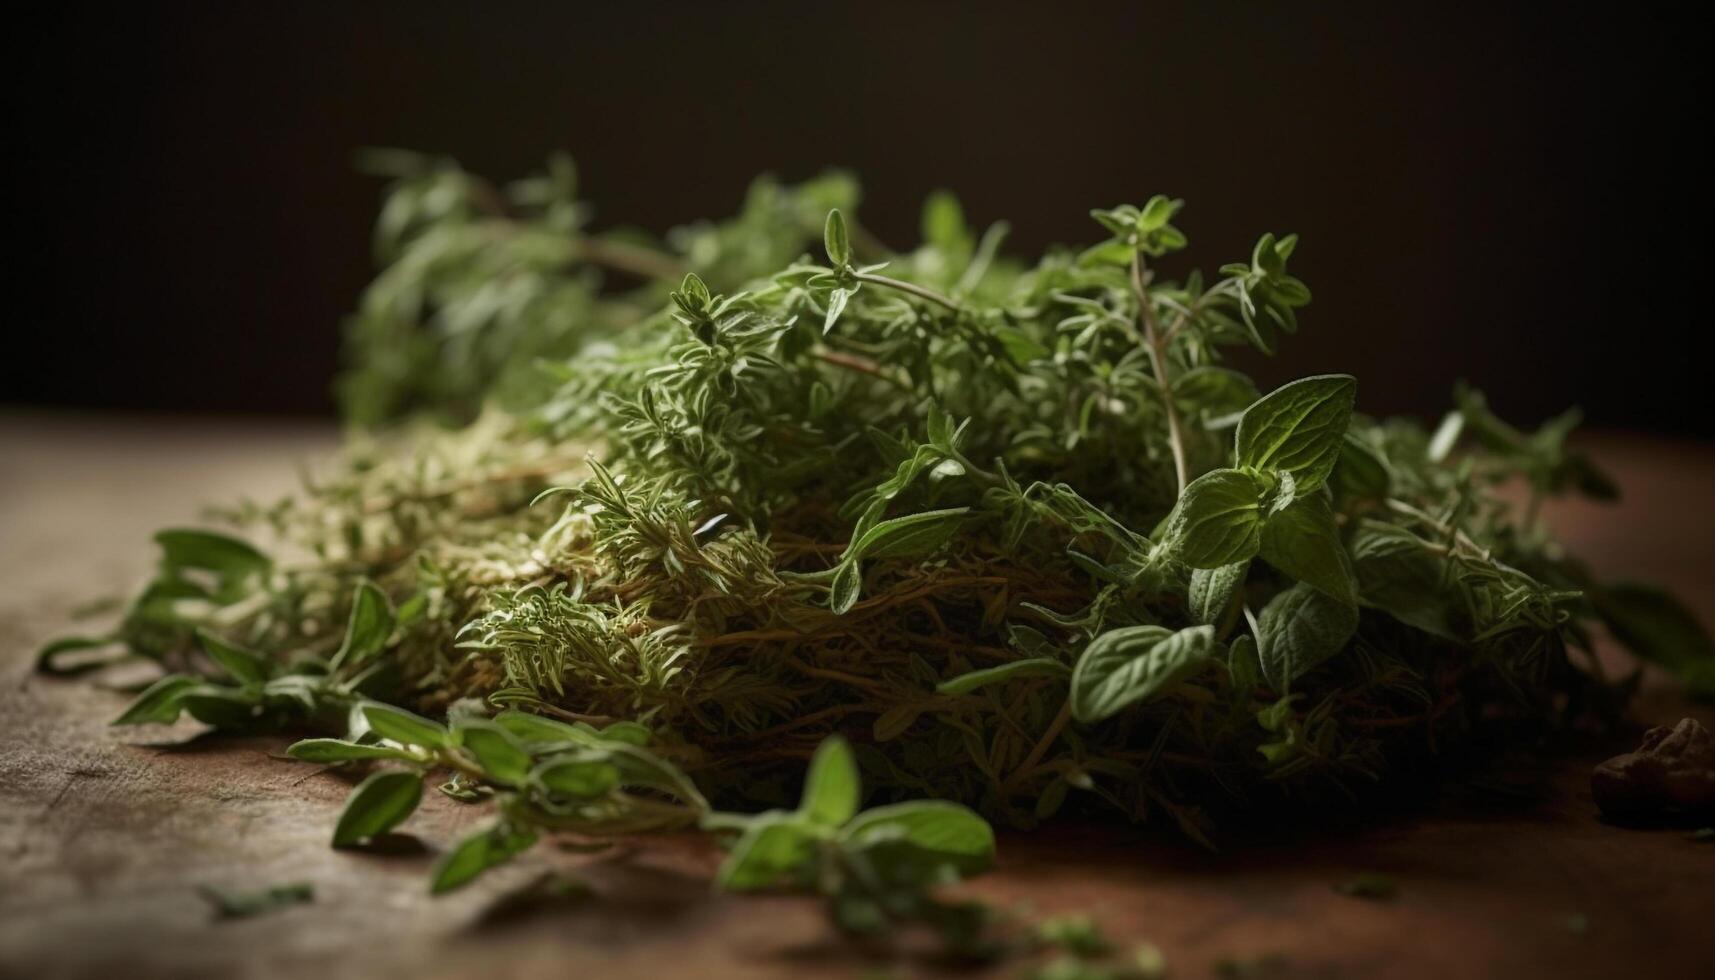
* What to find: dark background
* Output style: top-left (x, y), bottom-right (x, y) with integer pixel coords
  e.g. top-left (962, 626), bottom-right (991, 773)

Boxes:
top-left (9, 3), bottom-right (1710, 435)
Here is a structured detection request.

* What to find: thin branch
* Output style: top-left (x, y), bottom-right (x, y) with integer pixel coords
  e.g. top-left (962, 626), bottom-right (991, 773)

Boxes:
top-left (1131, 250), bottom-right (1190, 493)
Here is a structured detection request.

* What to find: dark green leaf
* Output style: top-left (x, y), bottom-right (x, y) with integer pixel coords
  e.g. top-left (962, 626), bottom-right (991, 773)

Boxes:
top-left (846, 507), bottom-right (969, 561)
top-left (823, 209), bottom-right (852, 267)
top-left (1259, 494), bottom-right (1356, 603)
top-left (331, 580), bottom-right (394, 671)
top-left (112, 674), bottom-right (201, 725)
top-left (198, 629), bottom-right (271, 685)
top-left (431, 821), bottom-right (538, 894)
top-left (286, 738), bottom-right (416, 764)
top-left (1256, 583), bottom-right (1359, 691)
top-left (841, 800), bottom-right (995, 875)
top-left (332, 769), bottom-right (423, 847)
top-left (531, 755), bottom-right (620, 799)
top-left (717, 813), bottom-right (818, 891)
top-left (196, 881), bottom-right (313, 920)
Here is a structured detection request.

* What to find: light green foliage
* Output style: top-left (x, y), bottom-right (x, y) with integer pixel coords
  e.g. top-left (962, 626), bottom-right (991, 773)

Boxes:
top-left (68, 159), bottom-right (1715, 929)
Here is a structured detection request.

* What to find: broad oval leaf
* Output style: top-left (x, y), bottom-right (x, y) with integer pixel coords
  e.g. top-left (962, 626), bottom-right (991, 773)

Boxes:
top-left (331, 769), bottom-right (423, 847)
top-left (531, 755), bottom-right (621, 799)
top-left (1188, 561), bottom-right (1248, 625)
top-left (1259, 494), bottom-right (1356, 604)
top-left (936, 657), bottom-right (1070, 695)
top-left (492, 709), bottom-right (599, 747)
top-left (717, 813), bottom-right (818, 892)
top-left (841, 800), bottom-right (995, 874)
top-left (1167, 469), bottom-right (1266, 569)
top-left (362, 702), bottom-right (450, 748)
top-left (1256, 582), bottom-right (1360, 691)
top-left (431, 821), bottom-right (538, 894)
top-left (457, 720), bottom-right (533, 786)
top-left (1235, 375), bottom-right (1356, 492)
top-left (1070, 624), bottom-right (1217, 723)
top-left (800, 735), bottom-right (860, 828)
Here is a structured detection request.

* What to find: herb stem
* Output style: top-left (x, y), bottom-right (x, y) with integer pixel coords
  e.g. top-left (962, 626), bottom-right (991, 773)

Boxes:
top-left (854, 271), bottom-right (962, 313)
top-left (573, 237), bottom-right (688, 281)
top-left (1130, 250), bottom-right (1190, 493)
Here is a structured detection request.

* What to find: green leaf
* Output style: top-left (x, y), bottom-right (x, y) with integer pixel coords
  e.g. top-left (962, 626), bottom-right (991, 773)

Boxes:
top-left (531, 755), bottom-right (620, 799)
top-left (180, 687), bottom-right (263, 729)
top-left (1070, 625), bottom-right (1217, 723)
top-left (1235, 375), bottom-right (1357, 492)
top-left (841, 800), bottom-right (995, 875)
top-left (112, 673), bottom-right (201, 725)
top-left (362, 702), bottom-right (450, 748)
top-left (1333, 433), bottom-right (1390, 503)
top-left (799, 735), bottom-right (861, 828)
top-left (920, 190), bottom-right (971, 253)
top-left (1592, 582), bottom-right (1715, 699)
top-left (331, 580), bottom-right (394, 671)
top-left (717, 813), bottom-right (818, 892)
top-left (1256, 583), bottom-right (1359, 691)
top-left (1188, 562), bottom-right (1248, 626)
top-left (1167, 468), bottom-right (1266, 569)
top-left (196, 881), bottom-right (314, 920)
top-left (35, 634), bottom-right (122, 676)
top-left (331, 769), bottom-right (423, 847)
top-left (936, 658), bottom-right (1070, 695)
top-left (286, 738), bottom-right (416, 764)
top-left (1259, 494), bottom-right (1356, 603)
top-left (198, 629), bottom-right (271, 685)
top-left (823, 209), bottom-right (852, 267)
top-left (457, 720), bottom-right (533, 786)
top-left (1349, 522), bottom-right (1459, 640)
top-left (829, 560), bottom-right (862, 615)
top-left (154, 528), bottom-right (270, 580)
top-left (492, 709), bottom-right (597, 747)
top-left (845, 507), bottom-right (969, 561)
top-left (822, 286), bottom-right (850, 335)
top-left (431, 821), bottom-right (538, 894)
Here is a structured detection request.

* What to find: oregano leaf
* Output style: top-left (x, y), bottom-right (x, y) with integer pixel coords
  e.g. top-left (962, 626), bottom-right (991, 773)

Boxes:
top-left (1235, 375), bottom-right (1357, 492)
top-left (1070, 624), bottom-right (1217, 723)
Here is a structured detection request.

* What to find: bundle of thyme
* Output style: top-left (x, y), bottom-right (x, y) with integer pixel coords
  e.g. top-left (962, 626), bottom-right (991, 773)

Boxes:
top-left (45, 153), bottom-right (1713, 947)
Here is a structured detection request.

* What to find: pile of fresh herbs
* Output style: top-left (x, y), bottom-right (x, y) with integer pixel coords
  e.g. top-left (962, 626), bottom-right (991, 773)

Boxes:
top-left (43, 152), bottom-right (1714, 951)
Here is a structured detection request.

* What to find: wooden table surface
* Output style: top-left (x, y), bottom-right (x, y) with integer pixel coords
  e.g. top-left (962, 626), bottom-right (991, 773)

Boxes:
top-left (2, 413), bottom-right (1711, 980)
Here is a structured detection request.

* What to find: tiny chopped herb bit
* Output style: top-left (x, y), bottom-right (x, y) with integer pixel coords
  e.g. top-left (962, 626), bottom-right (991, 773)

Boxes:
top-left (1564, 912), bottom-right (1591, 936)
top-left (1690, 827), bottom-right (1715, 842)
top-left (196, 881), bottom-right (314, 920)
top-left (47, 159), bottom-right (1715, 940)
top-left (1334, 872), bottom-right (1399, 901)
top-left (1036, 914), bottom-right (1111, 957)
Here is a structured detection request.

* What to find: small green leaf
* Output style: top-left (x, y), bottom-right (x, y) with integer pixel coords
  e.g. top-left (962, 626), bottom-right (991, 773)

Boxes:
top-left (1070, 625), bottom-right (1217, 723)
top-left (331, 769), bottom-right (423, 847)
top-left (286, 738), bottom-right (416, 763)
top-left (1259, 494), bottom-right (1356, 603)
top-left (936, 658), bottom-right (1070, 695)
top-left (431, 821), bottom-right (538, 894)
top-left (1333, 433), bottom-right (1390, 503)
top-left (800, 735), bottom-right (861, 828)
top-left (1167, 469), bottom-right (1266, 569)
top-left (198, 629), bottom-right (271, 685)
top-left (362, 702), bottom-right (450, 748)
top-left (841, 800), bottom-right (995, 875)
top-left (823, 287), bottom-right (850, 335)
top-left (1335, 872), bottom-right (1398, 901)
top-left (456, 720), bottom-right (533, 786)
top-left (1188, 562), bottom-right (1248, 626)
top-left (35, 634), bottom-right (122, 676)
top-left (829, 560), bottom-right (862, 615)
top-left (845, 507), bottom-right (969, 562)
top-left (154, 528), bottom-right (270, 579)
top-left (180, 687), bottom-right (263, 728)
top-left (823, 209), bottom-right (852, 267)
top-left (492, 709), bottom-right (596, 747)
top-left (1256, 583), bottom-right (1359, 691)
top-left (331, 580), bottom-right (394, 671)
top-left (717, 813), bottom-right (818, 892)
top-left (1235, 375), bottom-right (1357, 492)
top-left (112, 674), bottom-right (201, 725)
top-left (1591, 582), bottom-right (1715, 699)
top-left (196, 881), bottom-right (313, 920)
top-left (531, 755), bottom-right (620, 799)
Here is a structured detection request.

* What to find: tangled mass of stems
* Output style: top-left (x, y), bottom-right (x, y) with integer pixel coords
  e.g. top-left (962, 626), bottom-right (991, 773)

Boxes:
top-left (44, 154), bottom-right (1713, 940)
